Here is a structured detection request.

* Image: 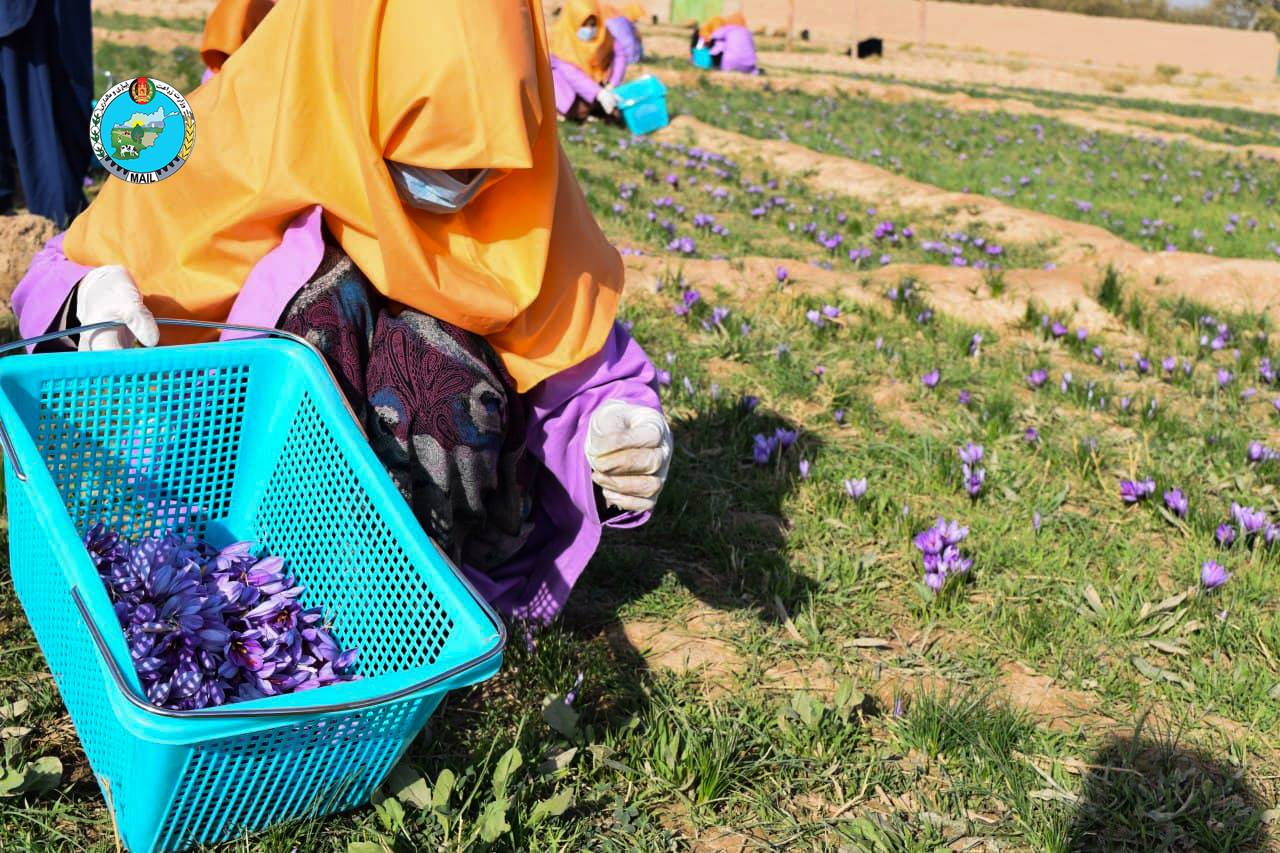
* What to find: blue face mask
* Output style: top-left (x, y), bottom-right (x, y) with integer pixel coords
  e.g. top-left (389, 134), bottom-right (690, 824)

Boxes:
top-left (577, 25), bottom-right (598, 41)
top-left (387, 163), bottom-right (491, 214)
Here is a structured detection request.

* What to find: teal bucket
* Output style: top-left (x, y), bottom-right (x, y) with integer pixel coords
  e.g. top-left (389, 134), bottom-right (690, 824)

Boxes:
top-left (0, 320), bottom-right (505, 852)
top-left (692, 46), bottom-right (714, 69)
top-left (614, 74), bottom-right (670, 135)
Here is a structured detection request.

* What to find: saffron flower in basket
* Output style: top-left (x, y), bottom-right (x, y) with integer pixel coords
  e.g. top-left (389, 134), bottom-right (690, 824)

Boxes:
top-left (84, 525), bottom-right (360, 711)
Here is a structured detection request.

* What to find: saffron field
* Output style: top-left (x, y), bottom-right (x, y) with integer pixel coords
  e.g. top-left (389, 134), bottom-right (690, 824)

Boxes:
top-left (0, 17), bottom-right (1276, 851)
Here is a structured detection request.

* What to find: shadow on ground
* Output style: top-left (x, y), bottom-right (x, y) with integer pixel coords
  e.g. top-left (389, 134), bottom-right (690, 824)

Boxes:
top-left (1068, 727), bottom-right (1271, 851)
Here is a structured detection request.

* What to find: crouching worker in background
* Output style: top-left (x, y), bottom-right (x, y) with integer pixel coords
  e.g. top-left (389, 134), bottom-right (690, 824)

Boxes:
top-left (603, 3), bottom-right (645, 67)
top-left (550, 0), bottom-right (629, 123)
top-left (11, 0), bottom-right (672, 625)
top-left (693, 12), bottom-right (759, 75)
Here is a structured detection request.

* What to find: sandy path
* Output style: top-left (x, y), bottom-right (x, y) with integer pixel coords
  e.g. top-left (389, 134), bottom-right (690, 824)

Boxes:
top-left (92, 26), bottom-right (201, 52)
top-left (652, 116), bottom-right (1280, 322)
top-left (92, 0), bottom-right (214, 18)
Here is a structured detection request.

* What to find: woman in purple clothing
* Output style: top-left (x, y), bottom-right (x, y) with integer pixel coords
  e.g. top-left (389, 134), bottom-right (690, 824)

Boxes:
top-left (549, 0), bottom-right (630, 122)
top-left (11, 0), bottom-right (671, 624)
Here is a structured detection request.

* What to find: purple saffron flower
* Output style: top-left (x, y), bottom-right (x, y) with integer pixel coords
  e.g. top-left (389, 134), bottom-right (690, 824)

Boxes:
top-left (1075, 328), bottom-right (1088, 342)
top-left (806, 309), bottom-right (825, 328)
top-left (1024, 427), bottom-right (1039, 443)
top-left (752, 433), bottom-right (777, 465)
top-left (740, 395), bottom-right (759, 413)
top-left (1026, 369), bottom-right (1048, 389)
top-left (921, 369), bottom-right (941, 389)
top-left (656, 369), bottom-right (671, 387)
top-left (833, 409), bottom-right (845, 424)
top-left (775, 427), bottom-right (798, 448)
top-left (968, 333), bottom-right (983, 357)
top-left (1162, 356), bottom-right (1177, 375)
top-left (958, 442), bottom-right (984, 465)
top-left (1119, 479), bottom-right (1155, 503)
top-left (1163, 489), bottom-right (1188, 518)
top-left (1216, 524), bottom-right (1236, 547)
top-left (1032, 511), bottom-right (1042, 532)
top-left (1231, 502), bottom-right (1268, 536)
top-left (1200, 560), bottom-right (1230, 590)
top-left (821, 304), bottom-right (840, 319)
top-left (958, 390), bottom-right (972, 405)
top-left (1217, 368), bottom-right (1233, 388)
top-left (963, 465), bottom-right (986, 498)
top-left (1050, 322), bottom-right (1068, 339)
top-left (798, 459), bottom-right (811, 480)
top-left (1092, 346), bottom-right (1104, 363)
top-left (775, 266), bottom-right (789, 284)
top-left (844, 478), bottom-right (868, 500)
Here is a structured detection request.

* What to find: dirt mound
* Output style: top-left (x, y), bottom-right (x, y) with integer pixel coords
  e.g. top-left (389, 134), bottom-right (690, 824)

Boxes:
top-left (0, 214), bottom-right (56, 311)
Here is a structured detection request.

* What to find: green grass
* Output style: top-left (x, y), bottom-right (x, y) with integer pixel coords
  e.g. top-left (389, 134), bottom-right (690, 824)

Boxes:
top-left (93, 43), bottom-right (206, 95)
top-left (669, 78), bottom-right (1280, 260)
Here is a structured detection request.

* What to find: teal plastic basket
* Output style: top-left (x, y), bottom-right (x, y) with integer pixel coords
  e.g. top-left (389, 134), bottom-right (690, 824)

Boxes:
top-left (691, 46), bottom-right (714, 69)
top-left (0, 320), bottom-right (505, 852)
top-left (614, 74), bottom-right (670, 135)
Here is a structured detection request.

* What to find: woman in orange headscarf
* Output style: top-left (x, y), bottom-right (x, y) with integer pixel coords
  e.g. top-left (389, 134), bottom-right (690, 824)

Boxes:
top-left (12, 0), bottom-right (671, 623)
top-left (199, 0), bottom-right (275, 73)
top-left (549, 0), bottom-right (630, 122)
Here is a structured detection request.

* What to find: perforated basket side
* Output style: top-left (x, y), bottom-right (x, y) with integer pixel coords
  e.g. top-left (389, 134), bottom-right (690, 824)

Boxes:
top-left (5, 472), bottom-right (136, 828)
top-left (154, 695), bottom-right (435, 851)
top-left (249, 394), bottom-right (456, 677)
top-left (32, 363), bottom-right (252, 541)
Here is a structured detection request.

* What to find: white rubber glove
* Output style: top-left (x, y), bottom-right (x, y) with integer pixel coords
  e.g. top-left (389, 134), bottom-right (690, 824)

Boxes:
top-left (76, 265), bottom-right (159, 352)
top-left (596, 87), bottom-right (620, 115)
top-left (586, 400), bottom-right (672, 513)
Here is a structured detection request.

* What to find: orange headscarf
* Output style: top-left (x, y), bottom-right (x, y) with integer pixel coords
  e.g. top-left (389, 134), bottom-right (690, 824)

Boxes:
top-left (602, 3), bottom-right (646, 21)
top-left (200, 0), bottom-right (275, 72)
top-left (549, 0), bottom-right (615, 84)
top-left (699, 11), bottom-right (747, 41)
top-left (65, 0), bottom-right (623, 392)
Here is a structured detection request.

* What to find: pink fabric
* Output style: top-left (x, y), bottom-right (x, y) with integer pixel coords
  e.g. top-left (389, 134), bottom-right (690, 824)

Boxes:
top-left (10, 210), bottom-right (660, 622)
top-left (606, 16), bottom-right (643, 67)
top-left (710, 25), bottom-right (758, 74)
top-left (550, 55), bottom-right (602, 115)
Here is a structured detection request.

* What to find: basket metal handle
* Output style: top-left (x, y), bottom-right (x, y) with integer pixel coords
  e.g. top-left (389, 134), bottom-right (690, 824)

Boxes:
top-left (0, 317), bottom-right (366, 483)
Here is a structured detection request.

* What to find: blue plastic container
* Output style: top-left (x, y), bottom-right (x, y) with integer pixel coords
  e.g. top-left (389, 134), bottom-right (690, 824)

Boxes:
top-left (692, 46), bottom-right (714, 69)
top-left (0, 322), bottom-right (505, 852)
top-left (614, 74), bottom-right (670, 135)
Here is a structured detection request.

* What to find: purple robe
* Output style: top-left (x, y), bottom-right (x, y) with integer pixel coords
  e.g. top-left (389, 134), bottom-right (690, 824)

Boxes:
top-left (605, 17), bottom-right (643, 66)
top-left (10, 206), bottom-right (660, 623)
top-left (710, 25), bottom-right (758, 74)
top-left (549, 50), bottom-right (627, 116)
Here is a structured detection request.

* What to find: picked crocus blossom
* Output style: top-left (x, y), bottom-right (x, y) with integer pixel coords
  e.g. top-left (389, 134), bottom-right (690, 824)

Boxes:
top-left (1025, 369), bottom-right (1048, 389)
top-left (1163, 489), bottom-right (1188, 518)
top-left (1200, 560), bottom-right (1230, 590)
top-left (1119, 478), bottom-right (1155, 503)
top-left (844, 478), bottom-right (868, 499)
top-left (798, 459), bottom-right (811, 480)
top-left (958, 442), bottom-right (984, 465)
top-left (921, 369), bottom-right (941, 388)
top-left (1024, 427), bottom-right (1039, 443)
top-left (1216, 523), bottom-right (1236, 547)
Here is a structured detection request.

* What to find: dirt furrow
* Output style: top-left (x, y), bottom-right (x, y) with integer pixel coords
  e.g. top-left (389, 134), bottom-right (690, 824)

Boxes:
top-left (651, 115), bottom-right (1280, 322)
